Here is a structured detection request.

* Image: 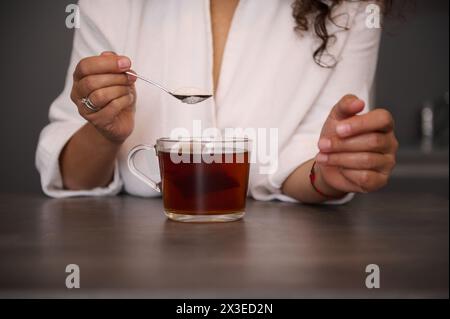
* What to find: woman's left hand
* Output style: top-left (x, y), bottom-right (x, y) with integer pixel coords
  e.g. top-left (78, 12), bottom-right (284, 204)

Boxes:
top-left (315, 94), bottom-right (399, 194)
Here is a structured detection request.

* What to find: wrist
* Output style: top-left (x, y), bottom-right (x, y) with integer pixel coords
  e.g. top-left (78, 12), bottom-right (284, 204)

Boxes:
top-left (90, 124), bottom-right (128, 147)
top-left (86, 123), bottom-right (125, 150)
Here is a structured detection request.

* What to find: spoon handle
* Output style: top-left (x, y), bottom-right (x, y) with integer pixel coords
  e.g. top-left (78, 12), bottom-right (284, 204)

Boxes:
top-left (125, 71), bottom-right (170, 94)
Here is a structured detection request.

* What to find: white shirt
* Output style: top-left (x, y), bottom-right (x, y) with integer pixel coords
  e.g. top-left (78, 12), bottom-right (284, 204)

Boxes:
top-left (36, 0), bottom-right (380, 203)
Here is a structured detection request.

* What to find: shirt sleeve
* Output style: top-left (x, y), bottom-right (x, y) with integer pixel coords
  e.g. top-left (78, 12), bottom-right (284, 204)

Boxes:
top-left (249, 2), bottom-right (381, 204)
top-left (35, 0), bottom-right (123, 198)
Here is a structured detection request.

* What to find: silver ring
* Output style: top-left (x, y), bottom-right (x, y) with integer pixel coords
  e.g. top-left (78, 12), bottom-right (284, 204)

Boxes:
top-left (81, 97), bottom-right (98, 113)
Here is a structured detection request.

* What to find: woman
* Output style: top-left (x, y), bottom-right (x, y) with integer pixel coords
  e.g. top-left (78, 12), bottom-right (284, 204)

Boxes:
top-left (36, 0), bottom-right (398, 204)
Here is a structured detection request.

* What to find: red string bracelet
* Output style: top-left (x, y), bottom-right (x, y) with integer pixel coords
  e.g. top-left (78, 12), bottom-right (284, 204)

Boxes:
top-left (309, 161), bottom-right (347, 200)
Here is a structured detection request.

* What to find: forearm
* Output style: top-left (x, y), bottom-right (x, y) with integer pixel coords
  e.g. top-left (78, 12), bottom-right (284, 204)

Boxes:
top-left (59, 123), bottom-right (121, 190)
top-left (281, 159), bottom-right (347, 204)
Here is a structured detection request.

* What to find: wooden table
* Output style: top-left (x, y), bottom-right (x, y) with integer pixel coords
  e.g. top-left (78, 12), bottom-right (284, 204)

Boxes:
top-left (0, 185), bottom-right (448, 298)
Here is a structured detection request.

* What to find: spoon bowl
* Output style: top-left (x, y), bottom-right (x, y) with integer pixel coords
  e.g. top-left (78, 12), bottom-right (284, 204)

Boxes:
top-left (171, 87), bottom-right (212, 104)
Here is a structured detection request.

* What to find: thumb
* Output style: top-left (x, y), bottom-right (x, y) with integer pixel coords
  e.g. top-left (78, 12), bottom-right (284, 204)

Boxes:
top-left (329, 94), bottom-right (365, 121)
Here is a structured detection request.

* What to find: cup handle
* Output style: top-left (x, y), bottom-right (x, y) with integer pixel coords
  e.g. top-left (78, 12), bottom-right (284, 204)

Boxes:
top-left (127, 144), bottom-right (161, 192)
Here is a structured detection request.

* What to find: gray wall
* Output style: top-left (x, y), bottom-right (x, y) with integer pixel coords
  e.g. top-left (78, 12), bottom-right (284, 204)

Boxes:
top-left (1, 1), bottom-right (74, 193)
top-left (0, 0), bottom-right (448, 193)
top-left (376, 0), bottom-right (449, 145)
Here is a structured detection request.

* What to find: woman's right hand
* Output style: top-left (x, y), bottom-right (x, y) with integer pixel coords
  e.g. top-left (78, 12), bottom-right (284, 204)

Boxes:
top-left (70, 51), bottom-right (137, 144)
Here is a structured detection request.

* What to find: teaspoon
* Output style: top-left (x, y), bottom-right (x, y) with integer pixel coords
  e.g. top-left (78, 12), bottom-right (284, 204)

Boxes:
top-left (126, 71), bottom-right (212, 104)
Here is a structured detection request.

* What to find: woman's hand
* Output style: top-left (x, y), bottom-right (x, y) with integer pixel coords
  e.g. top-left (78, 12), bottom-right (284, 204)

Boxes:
top-left (60, 52), bottom-right (137, 190)
top-left (70, 51), bottom-right (137, 144)
top-left (315, 95), bottom-right (399, 195)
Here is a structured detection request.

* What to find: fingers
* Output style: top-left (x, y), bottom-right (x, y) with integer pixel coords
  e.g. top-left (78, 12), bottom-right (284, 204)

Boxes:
top-left (73, 55), bottom-right (132, 80)
top-left (339, 169), bottom-right (389, 193)
top-left (75, 73), bottom-right (136, 98)
top-left (100, 51), bottom-right (117, 56)
top-left (319, 132), bottom-right (397, 154)
top-left (316, 152), bottom-right (396, 173)
top-left (86, 85), bottom-right (132, 110)
top-left (85, 92), bottom-right (135, 126)
top-left (317, 102), bottom-right (398, 195)
top-left (335, 108), bottom-right (394, 138)
top-left (329, 94), bottom-right (365, 121)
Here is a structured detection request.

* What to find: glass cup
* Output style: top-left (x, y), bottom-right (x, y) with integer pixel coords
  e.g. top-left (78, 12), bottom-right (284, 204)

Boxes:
top-left (127, 137), bottom-right (251, 222)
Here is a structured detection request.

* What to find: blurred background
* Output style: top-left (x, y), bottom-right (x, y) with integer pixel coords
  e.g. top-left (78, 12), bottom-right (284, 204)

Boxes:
top-left (0, 0), bottom-right (448, 194)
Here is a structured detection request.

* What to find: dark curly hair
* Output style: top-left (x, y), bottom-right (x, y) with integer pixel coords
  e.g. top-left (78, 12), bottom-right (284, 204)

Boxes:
top-left (292, 0), bottom-right (392, 67)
